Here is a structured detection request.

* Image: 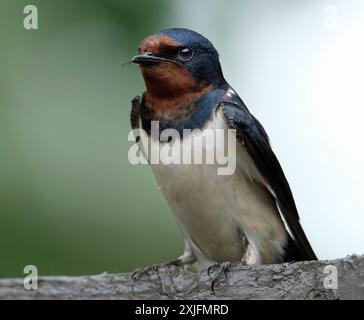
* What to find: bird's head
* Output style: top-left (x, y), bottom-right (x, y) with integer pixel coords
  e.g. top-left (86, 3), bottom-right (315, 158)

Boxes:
top-left (132, 28), bottom-right (226, 100)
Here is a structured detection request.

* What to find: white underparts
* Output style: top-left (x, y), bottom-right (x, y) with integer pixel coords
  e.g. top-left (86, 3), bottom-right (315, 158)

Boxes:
top-left (136, 110), bottom-right (288, 268)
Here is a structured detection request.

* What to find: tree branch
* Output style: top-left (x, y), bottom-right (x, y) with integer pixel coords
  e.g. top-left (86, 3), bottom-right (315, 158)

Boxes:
top-left (0, 255), bottom-right (363, 299)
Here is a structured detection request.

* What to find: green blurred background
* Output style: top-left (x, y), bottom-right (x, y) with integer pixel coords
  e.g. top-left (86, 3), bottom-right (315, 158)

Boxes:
top-left (0, 0), bottom-right (184, 278)
top-left (1, 0), bottom-right (364, 278)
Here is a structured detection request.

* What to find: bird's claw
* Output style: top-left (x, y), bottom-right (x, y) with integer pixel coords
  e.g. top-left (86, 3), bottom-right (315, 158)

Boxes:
top-left (207, 262), bottom-right (232, 293)
top-left (131, 263), bottom-right (167, 293)
top-left (131, 259), bottom-right (185, 293)
top-left (131, 264), bottom-right (160, 282)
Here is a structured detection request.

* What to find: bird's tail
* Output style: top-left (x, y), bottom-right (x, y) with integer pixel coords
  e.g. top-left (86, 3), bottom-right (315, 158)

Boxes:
top-left (283, 235), bottom-right (317, 262)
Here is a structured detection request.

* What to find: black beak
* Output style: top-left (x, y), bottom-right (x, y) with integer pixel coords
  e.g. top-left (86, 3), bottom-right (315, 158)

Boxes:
top-left (132, 53), bottom-right (166, 65)
top-left (132, 53), bottom-right (183, 67)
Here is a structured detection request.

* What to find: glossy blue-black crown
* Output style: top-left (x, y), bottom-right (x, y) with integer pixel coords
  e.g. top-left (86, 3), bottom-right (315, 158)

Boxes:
top-left (158, 28), bottom-right (226, 87)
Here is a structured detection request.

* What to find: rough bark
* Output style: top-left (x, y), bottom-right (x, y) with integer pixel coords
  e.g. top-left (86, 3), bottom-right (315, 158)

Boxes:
top-left (0, 255), bottom-right (363, 300)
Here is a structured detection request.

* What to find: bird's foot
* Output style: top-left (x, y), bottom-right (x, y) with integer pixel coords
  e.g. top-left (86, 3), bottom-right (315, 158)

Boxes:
top-left (131, 263), bottom-right (164, 282)
top-left (131, 257), bottom-right (196, 292)
top-left (131, 262), bottom-right (169, 294)
top-left (207, 262), bottom-right (232, 293)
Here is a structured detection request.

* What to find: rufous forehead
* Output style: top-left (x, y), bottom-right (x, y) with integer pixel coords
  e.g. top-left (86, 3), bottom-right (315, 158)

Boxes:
top-left (138, 34), bottom-right (181, 55)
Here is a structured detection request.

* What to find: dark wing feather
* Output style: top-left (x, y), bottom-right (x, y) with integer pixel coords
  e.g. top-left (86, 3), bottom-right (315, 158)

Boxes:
top-left (130, 94), bottom-right (143, 130)
top-left (220, 98), bottom-right (317, 261)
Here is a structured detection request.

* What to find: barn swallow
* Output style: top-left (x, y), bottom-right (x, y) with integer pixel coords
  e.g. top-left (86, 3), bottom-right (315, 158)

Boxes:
top-left (130, 28), bottom-right (317, 271)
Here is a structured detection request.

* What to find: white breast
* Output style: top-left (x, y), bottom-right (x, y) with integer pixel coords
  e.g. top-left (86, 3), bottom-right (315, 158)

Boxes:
top-left (137, 110), bottom-right (287, 267)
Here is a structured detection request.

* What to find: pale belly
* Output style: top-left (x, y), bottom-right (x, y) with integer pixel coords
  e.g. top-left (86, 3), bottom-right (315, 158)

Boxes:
top-left (137, 111), bottom-right (288, 266)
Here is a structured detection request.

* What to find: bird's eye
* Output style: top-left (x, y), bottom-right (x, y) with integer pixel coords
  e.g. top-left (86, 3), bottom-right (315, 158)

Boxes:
top-left (177, 47), bottom-right (194, 61)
